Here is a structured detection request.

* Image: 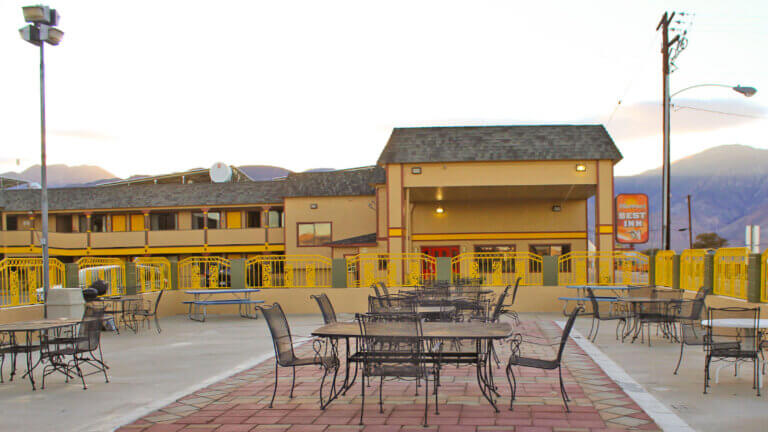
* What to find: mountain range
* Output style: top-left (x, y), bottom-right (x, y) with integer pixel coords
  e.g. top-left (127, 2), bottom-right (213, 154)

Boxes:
top-left (3, 145), bottom-right (765, 249)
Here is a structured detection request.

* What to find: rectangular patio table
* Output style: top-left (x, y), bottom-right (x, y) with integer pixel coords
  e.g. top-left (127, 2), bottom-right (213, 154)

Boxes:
top-left (183, 289), bottom-right (263, 322)
top-left (311, 321), bottom-right (514, 411)
top-left (701, 318), bottom-right (768, 387)
top-left (0, 318), bottom-right (84, 390)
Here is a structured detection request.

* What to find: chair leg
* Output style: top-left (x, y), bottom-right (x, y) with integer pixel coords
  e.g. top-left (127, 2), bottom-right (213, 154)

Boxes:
top-left (435, 369), bottom-right (440, 415)
top-left (269, 361), bottom-right (279, 408)
top-left (290, 366), bottom-right (296, 399)
top-left (591, 320), bottom-right (600, 342)
top-left (379, 376), bottom-right (384, 413)
top-left (587, 316), bottom-right (596, 340)
top-left (505, 363), bottom-right (517, 411)
top-left (558, 367), bottom-right (570, 412)
top-left (704, 355), bottom-right (711, 394)
top-left (359, 373), bottom-right (365, 425)
top-left (673, 343), bottom-right (685, 375)
top-left (423, 373), bottom-right (429, 427)
top-left (154, 314), bottom-right (162, 334)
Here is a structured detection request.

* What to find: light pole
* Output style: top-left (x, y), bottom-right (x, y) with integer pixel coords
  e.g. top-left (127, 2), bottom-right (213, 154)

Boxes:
top-left (660, 83), bottom-right (757, 251)
top-left (19, 5), bottom-right (63, 318)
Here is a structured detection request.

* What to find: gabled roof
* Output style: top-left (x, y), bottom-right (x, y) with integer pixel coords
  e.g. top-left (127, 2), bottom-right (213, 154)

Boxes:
top-left (377, 125), bottom-right (622, 165)
top-left (282, 166), bottom-right (384, 198)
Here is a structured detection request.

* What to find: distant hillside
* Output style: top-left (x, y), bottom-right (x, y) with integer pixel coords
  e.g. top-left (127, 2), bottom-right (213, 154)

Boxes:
top-left (1, 164), bottom-right (116, 187)
top-left (616, 145), bottom-right (768, 250)
top-left (238, 165), bottom-right (292, 180)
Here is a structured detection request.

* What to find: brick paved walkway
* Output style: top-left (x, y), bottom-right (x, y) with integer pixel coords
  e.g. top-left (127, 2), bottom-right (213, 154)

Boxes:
top-left (117, 320), bottom-right (660, 432)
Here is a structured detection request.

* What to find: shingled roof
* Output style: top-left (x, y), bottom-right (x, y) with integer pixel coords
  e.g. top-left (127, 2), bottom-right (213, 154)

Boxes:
top-left (377, 125), bottom-right (622, 164)
top-left (0, 181), bottom-right (286, 212)
top-left (282, 166), bottom-right (384, 198)
top-left (326, 232), bottom-right (377, 247)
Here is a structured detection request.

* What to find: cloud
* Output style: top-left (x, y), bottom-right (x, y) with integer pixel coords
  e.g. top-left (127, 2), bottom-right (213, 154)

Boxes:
top-left (601, 99), bottom-right (766, 142)
top-left (50, 130), bottom-right (118, 141)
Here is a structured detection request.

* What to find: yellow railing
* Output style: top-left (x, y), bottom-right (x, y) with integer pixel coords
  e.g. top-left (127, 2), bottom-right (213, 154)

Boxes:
top-left (134, 257), bottom-right (171, 293)
top-left (714, 247), bottom-right (749, 300)
top-left (680, 249), bottom-right (710, 291)
top-left (557, 251), bottom-right (649, 286)
top-left (654, 250), bottom-right (675, 287)
top-left (451, 252), bottom-right (543, 286)
top-left (346, 253), bottom-right (436, 288)
top-left (178, 256), bottom-right (231, 289)
top-left (77, 257), bottom-right (126, 296)
top-left (245, 255), bottom-right (332, 288)
top-left (0, 257), bottom-right (65, 307)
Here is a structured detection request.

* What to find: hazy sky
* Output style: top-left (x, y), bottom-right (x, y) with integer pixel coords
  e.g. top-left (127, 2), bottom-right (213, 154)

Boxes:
top-left (1, 0), bottom-right (766, 178)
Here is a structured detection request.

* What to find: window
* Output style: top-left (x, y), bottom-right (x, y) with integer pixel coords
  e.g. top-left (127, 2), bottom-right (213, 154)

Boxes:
top-left (91, 214), bottom-right (107, 232)
top-left (474, 245), bottom-right (516, 273)
top-left (529, 244), bottom-right (571, 256)
top-left (247, 211), bottom-right (261, 228)
top-left (78, 215), bottom-right (89, 233)
top-left (6, 215), bottom-right (18, 231)
top-left (150, 213), bottom-right (176, 230)
top-left (192, 211), bottom-right (220, 229)
top-left (55, 215), bottom-right (72, 233)
top-left (267, 208), bottom-right (283, 228)
top-left (297, 222), bottom-right (331, 246)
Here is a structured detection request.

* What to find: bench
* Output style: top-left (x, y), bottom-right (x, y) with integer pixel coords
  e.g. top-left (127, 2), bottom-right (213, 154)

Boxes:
top-left (183, 299), bottom-right (264, 322)
top-left (558, 296), bottom-right (618, 316)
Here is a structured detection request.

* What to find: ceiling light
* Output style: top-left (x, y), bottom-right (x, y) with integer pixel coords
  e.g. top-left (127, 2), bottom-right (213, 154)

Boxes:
top-left (575, 164), bottom-right (587, 172)
top-left (435, 206), bottom-right (444, 214)
top-left (552, 204), bottom-right (562, 212)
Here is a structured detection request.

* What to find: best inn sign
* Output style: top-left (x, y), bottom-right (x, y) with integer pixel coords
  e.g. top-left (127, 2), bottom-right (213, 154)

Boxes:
top-left (615, 193), bottom-right (649, 244)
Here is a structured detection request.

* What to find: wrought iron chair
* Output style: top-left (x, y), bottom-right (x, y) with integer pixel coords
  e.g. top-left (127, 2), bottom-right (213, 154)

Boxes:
top-left (585, 288), bottom-right (629, 342)
top-left (356, 312), bottom-right (439, 426)
top-left (704, 306), bottom-right (761, 396)
top-left (128, 290), bottom-right (164, 334)
top-left (506, 306), bottom-right (582, 412)
top-left (368, 295), bottom-right (414, 314)
top-left (671, 286), bottom-right (713, 374)
top-left (258, 303), bottom-right (336, 408)
top-left (311, 293), bottom-right (338, 324)
top-left (41, 306), bottom-right (109, 390)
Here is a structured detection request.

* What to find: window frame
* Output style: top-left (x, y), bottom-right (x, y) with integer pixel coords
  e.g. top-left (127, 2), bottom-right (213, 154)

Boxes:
top-left (473, 244), bottom-right (517, 273)
top-left (296, 222), bottom-right (332, 247)
top-left (246, 210), bottom-right (262, 228)
top-left (150, 212), bottom-right (177, 231)
top-left (5, 215), bottom-right (19, 231)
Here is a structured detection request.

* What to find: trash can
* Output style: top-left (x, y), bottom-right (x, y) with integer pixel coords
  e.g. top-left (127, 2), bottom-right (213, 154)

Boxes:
top-left (46, 288), bottom-right (85, 319)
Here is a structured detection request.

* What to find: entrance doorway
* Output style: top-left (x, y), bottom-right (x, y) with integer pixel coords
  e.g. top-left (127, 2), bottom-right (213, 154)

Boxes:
top-left (420, 246), bottom-right (460, 276)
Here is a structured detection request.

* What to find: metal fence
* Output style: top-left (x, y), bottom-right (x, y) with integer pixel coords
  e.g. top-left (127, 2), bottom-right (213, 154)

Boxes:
top-left (680, 249), bottom-right (709, 291)
top-left (346, 253), bottom-right (436, 288)
top-left (762, 250), bottom-right (768, 303)
top-left (134, 257), bottom-right (171, 293)
top-left (245, 255), bottom-right (332, 288)
top-left (557, 251), bottom-right (649, 286)
top-left (654, 250), bottom-right (675, 287)
top-left (178, 256), bottom-right (231, 289)
top-left (77, 257), bottom-right (126, 296)
top-left (0, 257), bottom-right (66, 307)
top-left (713, 247), bottom-right (749, 300)
top-left (451, 252), bottom-right (543, 286)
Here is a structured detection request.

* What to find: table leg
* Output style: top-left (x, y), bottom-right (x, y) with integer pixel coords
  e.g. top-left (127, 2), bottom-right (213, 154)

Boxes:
top-left (474, 339), bottom-right (499, 412)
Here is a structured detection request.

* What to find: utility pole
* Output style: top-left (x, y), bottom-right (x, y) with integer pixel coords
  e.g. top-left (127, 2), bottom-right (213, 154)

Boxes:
top-left (657, 12), bottom-right (679, 251)
top-left (686, 194), bottom-right (692, 248)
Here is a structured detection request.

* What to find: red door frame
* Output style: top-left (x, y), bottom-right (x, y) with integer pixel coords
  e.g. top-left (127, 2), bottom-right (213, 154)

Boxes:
top-left (420, 246), bottom-right (460, 276)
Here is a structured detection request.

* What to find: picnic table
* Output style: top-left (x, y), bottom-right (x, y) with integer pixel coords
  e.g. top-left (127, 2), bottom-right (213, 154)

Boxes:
top-left (183, 289), bottom-right (263, 322)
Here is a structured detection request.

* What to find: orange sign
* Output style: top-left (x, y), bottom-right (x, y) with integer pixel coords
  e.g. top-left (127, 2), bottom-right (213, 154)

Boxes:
top-left (615, 194), bottom-right (649, 244)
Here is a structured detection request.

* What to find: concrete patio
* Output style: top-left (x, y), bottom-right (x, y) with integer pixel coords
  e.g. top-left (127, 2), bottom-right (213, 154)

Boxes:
top-left (1, 312), bottom-right (766, 431)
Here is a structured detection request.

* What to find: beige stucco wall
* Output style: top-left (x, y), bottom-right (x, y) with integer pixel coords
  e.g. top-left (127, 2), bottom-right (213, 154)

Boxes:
top-left (284, 196), bottom-right (377, 257)
top-left (178, 211), bottom-right (192, 230)
top-left (403, 161), bottom-right (597, 188)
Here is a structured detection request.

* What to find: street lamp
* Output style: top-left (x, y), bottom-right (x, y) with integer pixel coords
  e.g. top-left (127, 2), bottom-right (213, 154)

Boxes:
top-left (660, 83), bottom-right (756, 251)
top-left (19, 5), bottom-right (64, 319)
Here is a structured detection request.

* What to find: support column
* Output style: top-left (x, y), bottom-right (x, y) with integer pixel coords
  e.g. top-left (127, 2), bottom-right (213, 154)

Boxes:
top-left (385, 164), bottom-right (405, 255)
top-left (595, 160), bottom-right (614, 252)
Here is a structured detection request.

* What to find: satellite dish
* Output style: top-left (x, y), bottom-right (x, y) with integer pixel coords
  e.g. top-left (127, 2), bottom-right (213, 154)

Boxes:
top-left (209, 162), bottom-right (232, 183)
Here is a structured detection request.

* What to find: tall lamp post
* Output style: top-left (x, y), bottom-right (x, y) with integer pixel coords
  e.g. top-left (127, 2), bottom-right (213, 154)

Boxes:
top-left (659, 83), bottom-right (757, 251)
top-left (19, 5), bottom-right (64, 318)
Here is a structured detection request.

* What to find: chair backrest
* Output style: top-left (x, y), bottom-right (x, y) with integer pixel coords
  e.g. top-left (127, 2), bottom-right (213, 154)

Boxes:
top-left (509, 277), bottom-right (522, 305)
top-left (77, 306), bottom-right (105, 352)
top-left (585, 288), bottom-right (602, 319)
top-left (693, 285), bottom-right (712, 301)
top-left (356, 312), bottom-right (423, 367)
top-left (380, 282), bottom-right (392, 298)
top-left (489, 285), bottom-right (511, 322)
top-left (152, 289), bottom-right (164, 314)
top-left (707, 306), bottom-right (761, 353)
top-left (257, 303), bottom-right (296, 366)
top-left (555, 306), bottom-right (583, 363)
top-left (368, 295), bottom-right (413, 314)
top-left (311, 293), bottom-right (337, 324)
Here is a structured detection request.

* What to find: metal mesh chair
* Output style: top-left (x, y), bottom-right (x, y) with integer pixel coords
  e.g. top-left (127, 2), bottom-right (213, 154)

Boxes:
top-left (311, 294), bottom-right (338, 324)
top-left (585, 288), bottom-right (630, 342)
top-left (704, 306), bottom-right (761, 395)
top-left (506, 306), bottom-right (582, 412)
top-left (42, 306), bottom-right (109, 390)
top-left (129, 290), bottom-right (164, 334)
top-left (258, 303), bottom-right (334, 408)
top-left (356, 312), bottom-right (438, 426)
top-left (368, 296), bottom-right (415, 314)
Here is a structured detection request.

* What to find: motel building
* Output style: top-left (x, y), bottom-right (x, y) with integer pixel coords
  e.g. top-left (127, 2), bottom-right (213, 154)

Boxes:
top-left (0, 125), bottom-right (625, 301)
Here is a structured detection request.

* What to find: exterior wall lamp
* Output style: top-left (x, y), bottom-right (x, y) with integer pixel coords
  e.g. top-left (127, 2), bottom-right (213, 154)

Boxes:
top-left (435, 206), bottom-right (444, 214)
top-left (575, 163), bottom-right (587, 172)
top-left (552, 204), bottom-right (562, 212)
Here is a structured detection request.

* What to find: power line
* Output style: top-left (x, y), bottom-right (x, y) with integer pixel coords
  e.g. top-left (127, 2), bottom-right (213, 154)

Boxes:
top-left (671, 104), bottom-right (768, 120)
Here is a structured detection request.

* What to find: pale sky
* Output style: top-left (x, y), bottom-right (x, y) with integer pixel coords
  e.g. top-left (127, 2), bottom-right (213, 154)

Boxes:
top-left (1, 0), bottom-right (766, 178)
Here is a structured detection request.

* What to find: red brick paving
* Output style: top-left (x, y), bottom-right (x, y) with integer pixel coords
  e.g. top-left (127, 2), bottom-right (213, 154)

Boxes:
top-left (117, 320), bottom-right (661, 432)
